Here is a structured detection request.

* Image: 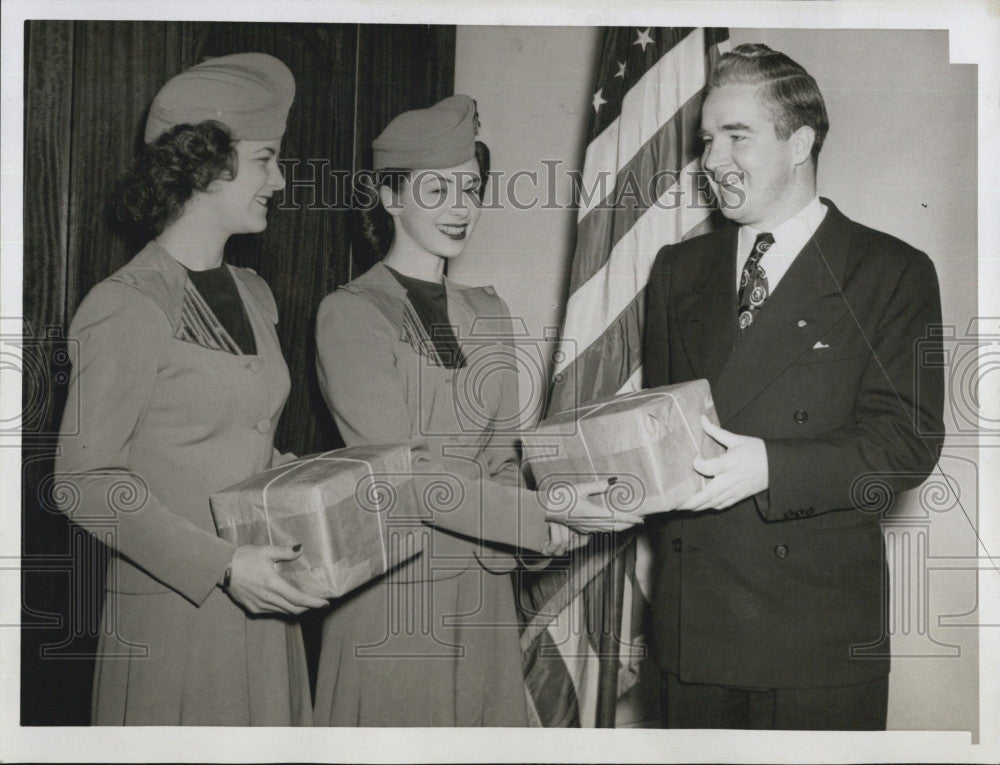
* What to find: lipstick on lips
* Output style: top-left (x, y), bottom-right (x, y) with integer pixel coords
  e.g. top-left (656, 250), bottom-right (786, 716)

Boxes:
top-left (437, 223), bottom-right (467, 241)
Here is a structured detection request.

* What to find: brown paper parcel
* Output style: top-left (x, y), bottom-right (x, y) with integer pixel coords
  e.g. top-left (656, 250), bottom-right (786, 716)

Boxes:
top-left (210, 444), bottom-right (422, 599)
top-left (522, 380), bottom-right (725, 514)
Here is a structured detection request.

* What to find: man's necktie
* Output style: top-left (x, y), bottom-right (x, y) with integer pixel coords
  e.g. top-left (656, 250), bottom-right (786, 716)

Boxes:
top-left (738, 232), bottom-right (774, 330)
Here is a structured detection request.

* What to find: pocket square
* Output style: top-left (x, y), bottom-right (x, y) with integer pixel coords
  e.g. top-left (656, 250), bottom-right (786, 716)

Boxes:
top-left (812, 340), bottom-right (830, 349)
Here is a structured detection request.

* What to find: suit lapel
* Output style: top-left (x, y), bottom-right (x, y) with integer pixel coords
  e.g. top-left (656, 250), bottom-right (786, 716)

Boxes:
top-left (711, 200), bottom-right (854, 423)
top-left (675, 226), bottom-right (739, 384)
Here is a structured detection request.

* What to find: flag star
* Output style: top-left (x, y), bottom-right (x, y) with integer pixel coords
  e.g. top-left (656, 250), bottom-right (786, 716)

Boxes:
top-left (592, 88), bottom-right (608, 114)
top-left (634, 28), bottom-right (654, 52)
top-left (614, 60), bottom-right (627, 78)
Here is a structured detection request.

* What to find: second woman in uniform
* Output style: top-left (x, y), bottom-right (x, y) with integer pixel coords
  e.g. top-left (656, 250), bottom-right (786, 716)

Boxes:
top-left (313, 95), bottom-right (636, 726)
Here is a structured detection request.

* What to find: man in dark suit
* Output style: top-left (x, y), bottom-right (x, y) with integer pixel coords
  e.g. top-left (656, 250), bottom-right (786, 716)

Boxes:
top-left (642, 43), bottom-right (945, 729)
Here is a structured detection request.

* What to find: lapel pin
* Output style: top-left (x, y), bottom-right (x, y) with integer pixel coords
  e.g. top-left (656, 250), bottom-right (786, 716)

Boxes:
top-left (797, 319), bottom-right (808, 328)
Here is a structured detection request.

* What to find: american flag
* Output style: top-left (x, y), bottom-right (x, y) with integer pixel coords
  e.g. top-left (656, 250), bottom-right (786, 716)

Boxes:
top-left (518, 26), bottom-right (730, 728)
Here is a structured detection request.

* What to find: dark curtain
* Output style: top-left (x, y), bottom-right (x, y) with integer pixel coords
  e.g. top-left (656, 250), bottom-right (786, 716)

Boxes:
top-left (21, 20), bottom-right (455, 725)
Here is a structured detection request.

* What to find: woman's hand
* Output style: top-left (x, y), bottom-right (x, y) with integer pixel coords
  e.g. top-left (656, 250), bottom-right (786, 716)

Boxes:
top-left (541, 522), bottom-right (591, 556)
top-left (223, 544), bottom-right (329, 615)
top-left (541, 479), bottom-right (642, 534)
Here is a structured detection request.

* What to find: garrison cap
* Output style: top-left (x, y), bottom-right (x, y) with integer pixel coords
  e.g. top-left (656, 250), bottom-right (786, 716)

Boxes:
top-left (372, 94), bottom-right (477, 170)
top-left (144, 52), bottom-right (295, 143)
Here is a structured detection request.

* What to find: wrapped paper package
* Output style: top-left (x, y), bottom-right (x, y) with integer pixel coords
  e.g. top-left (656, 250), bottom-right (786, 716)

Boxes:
top-left (210, 444), bottom-right (422, 599)
top-left (522, 380), bottom-right (725, 515)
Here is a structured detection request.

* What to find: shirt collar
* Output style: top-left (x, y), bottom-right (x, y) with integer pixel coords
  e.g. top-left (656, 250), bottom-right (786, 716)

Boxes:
top-left (739, 196), bottom-right (827, 259)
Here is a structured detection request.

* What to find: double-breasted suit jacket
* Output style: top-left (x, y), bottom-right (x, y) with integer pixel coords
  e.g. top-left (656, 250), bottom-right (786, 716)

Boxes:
top-left (55, 242), bottom-right (310, 725)
top-left (312, 262), bottom-right (548, 726)
top-left (642, 199), bottom-right (945, 689)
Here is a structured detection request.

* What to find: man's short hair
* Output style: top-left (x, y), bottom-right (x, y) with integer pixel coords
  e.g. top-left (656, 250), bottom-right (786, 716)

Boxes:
top-left (708, 43), bottom-right (829, 164)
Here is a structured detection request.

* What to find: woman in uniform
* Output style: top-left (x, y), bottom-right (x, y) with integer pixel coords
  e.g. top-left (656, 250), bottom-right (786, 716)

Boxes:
top-left (55, 52), bottom-right (326, 725)
top-left (313, 95), bottom-right (637, 726)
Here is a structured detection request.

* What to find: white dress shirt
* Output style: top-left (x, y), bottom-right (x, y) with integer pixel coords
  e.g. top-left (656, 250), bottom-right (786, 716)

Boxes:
top-left (736, 197), bottom-right (828, 292)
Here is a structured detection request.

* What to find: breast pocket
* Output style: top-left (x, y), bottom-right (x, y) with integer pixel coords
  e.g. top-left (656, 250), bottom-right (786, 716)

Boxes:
top-left (789, 347), bottom-right (869, 402)
top-left (791, 310), bottom-right (873, 367)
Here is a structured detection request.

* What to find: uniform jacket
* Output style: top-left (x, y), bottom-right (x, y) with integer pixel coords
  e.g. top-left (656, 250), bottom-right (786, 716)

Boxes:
top-left (315, 261), bottom-right (549, 581)
top-left (642, 199), bottom-right (945, 688)
top-left (55, 241), bottom-right (309, 724)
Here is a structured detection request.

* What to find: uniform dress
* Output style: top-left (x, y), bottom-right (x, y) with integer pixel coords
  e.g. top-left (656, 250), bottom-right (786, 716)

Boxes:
top-left (55, 241), bottom-right (311, 725)
top-left (313, 262), bottom-right (550, 726)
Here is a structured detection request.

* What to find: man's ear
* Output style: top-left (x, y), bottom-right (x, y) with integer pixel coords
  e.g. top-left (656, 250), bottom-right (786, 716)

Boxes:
top-left (379, 184), bottom-right (402, 217)
top-left (790, 125), bottom-right (816, 166)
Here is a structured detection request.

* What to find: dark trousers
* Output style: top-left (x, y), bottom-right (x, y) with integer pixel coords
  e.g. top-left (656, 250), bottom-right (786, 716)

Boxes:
top-left (659, 672), bottom-right (888, 730)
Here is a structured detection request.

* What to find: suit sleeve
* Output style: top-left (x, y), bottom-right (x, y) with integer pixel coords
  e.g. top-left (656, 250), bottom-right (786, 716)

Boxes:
top-left (315, 290), bottom-right (547, 552)
top-left (761, 250), bottom-right (945, 520)
top-left (643, 246), bottom-right (673, 389)
top-left (55, 282), bottom-right (235, 605)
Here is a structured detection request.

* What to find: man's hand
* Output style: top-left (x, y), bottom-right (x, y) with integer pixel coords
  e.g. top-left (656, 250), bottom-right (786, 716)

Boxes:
top-left (224, 544), bottom-right (329, 615)
top-left (681, 415), bottom-right (769, 511)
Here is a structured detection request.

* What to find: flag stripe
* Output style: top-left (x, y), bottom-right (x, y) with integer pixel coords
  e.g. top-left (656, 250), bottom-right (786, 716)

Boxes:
top-left (570, 92), bottom-right (705, 292)
top-left (589, 28), bottom-right (697, 134)
top-left (578, 28), bottom-right (708, 224)
top-left (618, 365), bottom-right (643, 396)
top-left (548, 295), bottom-right (642, 416)
top-left (555, 159), bottom-right (712, 377)
top-left (520, 542), bottom-right (620, 649)
top-left (522, 628), bottom-right (581, 727)
top-left (548, 619), bottom-right (600, 728)
top-left (548, 171), bottom-right (714, 415)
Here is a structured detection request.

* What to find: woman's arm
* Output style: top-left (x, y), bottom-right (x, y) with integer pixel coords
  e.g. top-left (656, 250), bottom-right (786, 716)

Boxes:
top-left (479, 300), bottom-right (526, 489)
top-left (317, 289), bottom-right (554, 551)
top-left (55, 281), bottom-right (326, 614)
top-left (55, 282), bottom-right (236, 605)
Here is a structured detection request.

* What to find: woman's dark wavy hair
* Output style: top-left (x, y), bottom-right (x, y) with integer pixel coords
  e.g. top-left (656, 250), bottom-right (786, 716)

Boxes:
top-left (352, 141), bottom-right (490, 267)
top-left (113, 120), bottom-right (238, 239)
